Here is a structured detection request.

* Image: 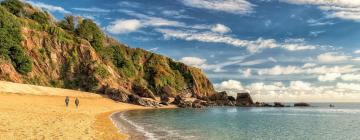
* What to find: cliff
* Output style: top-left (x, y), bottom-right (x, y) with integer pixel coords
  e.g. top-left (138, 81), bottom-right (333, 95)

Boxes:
top-left (0, 0), bottom-right (215, 105)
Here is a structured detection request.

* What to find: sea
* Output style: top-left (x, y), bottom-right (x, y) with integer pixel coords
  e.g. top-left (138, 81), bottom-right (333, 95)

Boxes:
top-left (111, 103), bottom-right (360, 140)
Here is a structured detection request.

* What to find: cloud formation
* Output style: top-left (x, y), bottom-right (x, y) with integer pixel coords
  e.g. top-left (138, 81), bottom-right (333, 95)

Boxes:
top-left (72, 7), bottom-right (111, 13)
top-left (317, 52), bottom-right (349, 63)
top-left (27, 1), bottom-right (70, 14)
top-left (181, 0), bottom-right (255, 15)
top-left (157, 29), bottom-right (317, 53)
top-left (106, 19), bottom-right (142, 34)
top-left (258, 65), bottom-right (358, 75)
top-left (281, 0), bottom-right (360, 21)
top-left (211, 24), bottom-right (231, 34)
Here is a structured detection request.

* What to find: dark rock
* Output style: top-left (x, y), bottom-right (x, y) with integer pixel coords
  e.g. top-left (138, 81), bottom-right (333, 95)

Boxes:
top-left (128, 94), bottom-right (145, 105)
top-left (128, 94), bottom-right (160, 107)
top-left (227, 96), bottom-right (236, 101)
top-left (210, 91), bottom-right (228, 101)
top-left (160, 94), bottom-right (170, 105)
top-left (159, 102), bottom-right (168, 105)
top-left (200, 101), bottom-right (209, 107)
top-left (161, 86), bottom-right (176, 97)
top-left (172, 95), bottom-right (183, 105)
top-left (294, 102), bottom-right (310, 107)
top-left (105, 88), bottom-right (129, 102)
top-left (132, 85), bottom-right (156, 100)
top-left (192, 99), bottom-right (204, 108)
top-left (236, 92), bottom-right (253, 106)
top-left (178, 101), bottom-right (192, 108)
top-left (274, 102), bottom-right (285, 107)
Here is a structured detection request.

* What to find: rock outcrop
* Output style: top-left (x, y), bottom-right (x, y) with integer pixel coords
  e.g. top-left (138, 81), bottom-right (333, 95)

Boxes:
top-left (274, 102), bottom-right (285, 107)
top-left (236, 93), bottom-right (254, 106)
top-left (294, 102), bottom-right (310, 107)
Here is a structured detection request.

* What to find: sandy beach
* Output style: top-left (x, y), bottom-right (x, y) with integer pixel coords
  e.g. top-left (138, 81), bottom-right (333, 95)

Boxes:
top-left (0, 81), bottom-right (176, 140)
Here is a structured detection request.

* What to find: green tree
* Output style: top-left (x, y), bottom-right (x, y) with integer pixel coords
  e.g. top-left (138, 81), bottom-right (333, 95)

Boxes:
top-left (59, 15), bottom-right (75, 31)
top-left (76, 19), bottom-right (104, 51)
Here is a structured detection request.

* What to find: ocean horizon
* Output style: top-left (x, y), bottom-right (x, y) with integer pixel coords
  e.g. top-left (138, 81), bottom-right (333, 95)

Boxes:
top-left (113, 103), bottom-right (360, 140)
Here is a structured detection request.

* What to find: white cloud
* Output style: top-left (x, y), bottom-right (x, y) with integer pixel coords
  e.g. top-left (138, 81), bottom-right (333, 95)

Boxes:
top-left (317, 52), bottom-right (349, 63)
top-left (289, 81), bottom-right (312, 90)
top-left (282, 43), bottom-right (316, 51)
top-left (214, 80), bottom-right (247, 96)
top-left (72, 7), bottom-right (110, 13)
top-left (157, 29), bottom-right (318, 53)
top-left (27, 1), bottom-right (70, 14)
top-left (281, 0), bottom-right (360, 21)
top-left (106, 17), bottom-right (184, 34)
top-left (337, 83), bottom-right (360, 91)
top-left (239, 58), bottom-right (270, 66)
top-left (179, 57), bottom-right (207, 67)
top-left (354, 50), bottom-right (360, 54)
top-left (258, 65), bottom-right (358, 75)
top-left (302, 63), bottom-right (317, 68)
top-left (242, 69), bottom-right (252, 77)
top-left (247, 82), bottom-right (285, 91)
top-left (179, 57), bottom-right (223, 72)
top-left (211, 24), bottom-right (231, 34)
top-left (341, 74), bottom-right (360, 81)
top-left (353, 57), bottom-right (360, 61)
top-left (258, 65), bottom-right (303, 75)
top-left (106, 19), bottom-right (142, 34)
top-left (214, 80), bottom-right (244, 91)
top-left (107, 11), bottom-right (185, 34)
top-left (318, 73), bottom-right (341, 82)
top-left (181, 0), bottom-right (255, 15)
top-left (145, 17), bottom-right (185, 27)
top-left (308, 65), bottom-right (358, 74)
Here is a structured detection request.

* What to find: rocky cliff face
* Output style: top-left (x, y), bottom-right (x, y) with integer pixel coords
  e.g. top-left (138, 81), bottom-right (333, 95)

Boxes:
top-left (0, 0), bottom-right (215, 105)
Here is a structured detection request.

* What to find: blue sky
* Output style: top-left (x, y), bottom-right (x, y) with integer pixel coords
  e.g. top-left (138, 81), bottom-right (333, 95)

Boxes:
top-left (25, 0), bottom-right (360, 102)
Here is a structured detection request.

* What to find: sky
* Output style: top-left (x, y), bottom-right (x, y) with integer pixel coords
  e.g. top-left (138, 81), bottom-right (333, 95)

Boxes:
top-left (23, 0), bottom-right (360, 102)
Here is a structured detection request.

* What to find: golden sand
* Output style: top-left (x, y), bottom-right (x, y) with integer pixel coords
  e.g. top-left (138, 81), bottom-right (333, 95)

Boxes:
top-left (0, 81), bottom-right (176, 140)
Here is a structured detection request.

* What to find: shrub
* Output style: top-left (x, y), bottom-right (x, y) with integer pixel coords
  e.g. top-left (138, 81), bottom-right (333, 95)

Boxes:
top-left (8, 45), bottom-right (32, 74)
top-left (1, 0), bottom-right (24, 16)
top-left (59, 15), bottom-right (75, 32)
top-left (76, 19), bottom-right (104, 51)
top-left (95, 65), bottom-right (110, 79)
top-left (31, 11), bottom-right (49, 24)
top-left (0, 6), bottom-right (32, 74)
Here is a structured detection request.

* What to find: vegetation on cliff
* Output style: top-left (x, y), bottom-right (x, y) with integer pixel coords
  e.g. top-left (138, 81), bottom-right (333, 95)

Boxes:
top-left (0, 3), bottom-right (32, 74)
top-left (0, 0), bottom-right (215, 103)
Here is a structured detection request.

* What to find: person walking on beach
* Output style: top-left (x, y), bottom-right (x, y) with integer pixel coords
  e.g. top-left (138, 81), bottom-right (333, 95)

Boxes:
top-left (65, 96), bottom-right (69, 107)
top-left (75, 97), bottom-right (79, 108)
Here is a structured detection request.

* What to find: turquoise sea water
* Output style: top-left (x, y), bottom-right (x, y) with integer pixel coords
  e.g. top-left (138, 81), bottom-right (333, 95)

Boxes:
top-left (113, 103), bottom-right (360, 140)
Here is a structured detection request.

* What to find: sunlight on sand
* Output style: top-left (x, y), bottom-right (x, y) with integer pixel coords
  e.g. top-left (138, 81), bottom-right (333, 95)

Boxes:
top-left (0, 81), bottom-right (175, 139)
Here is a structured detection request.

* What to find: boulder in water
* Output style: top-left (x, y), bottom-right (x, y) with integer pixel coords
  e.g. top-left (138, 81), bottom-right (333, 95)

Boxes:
top-left (294, 102), bottom-right (310, 107)
top-left (274, 102), bottom-right (285, 107)
top-left (236, 92), bottom-right (253, 106)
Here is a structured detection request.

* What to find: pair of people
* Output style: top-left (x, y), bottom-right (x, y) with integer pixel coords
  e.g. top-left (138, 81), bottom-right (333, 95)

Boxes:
top-left (65, 96), bottom-right (79, 108)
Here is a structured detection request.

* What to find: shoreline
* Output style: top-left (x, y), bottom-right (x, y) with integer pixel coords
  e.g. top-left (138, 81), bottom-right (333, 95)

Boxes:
top-left (97, 105), bottom-right (178, 140)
